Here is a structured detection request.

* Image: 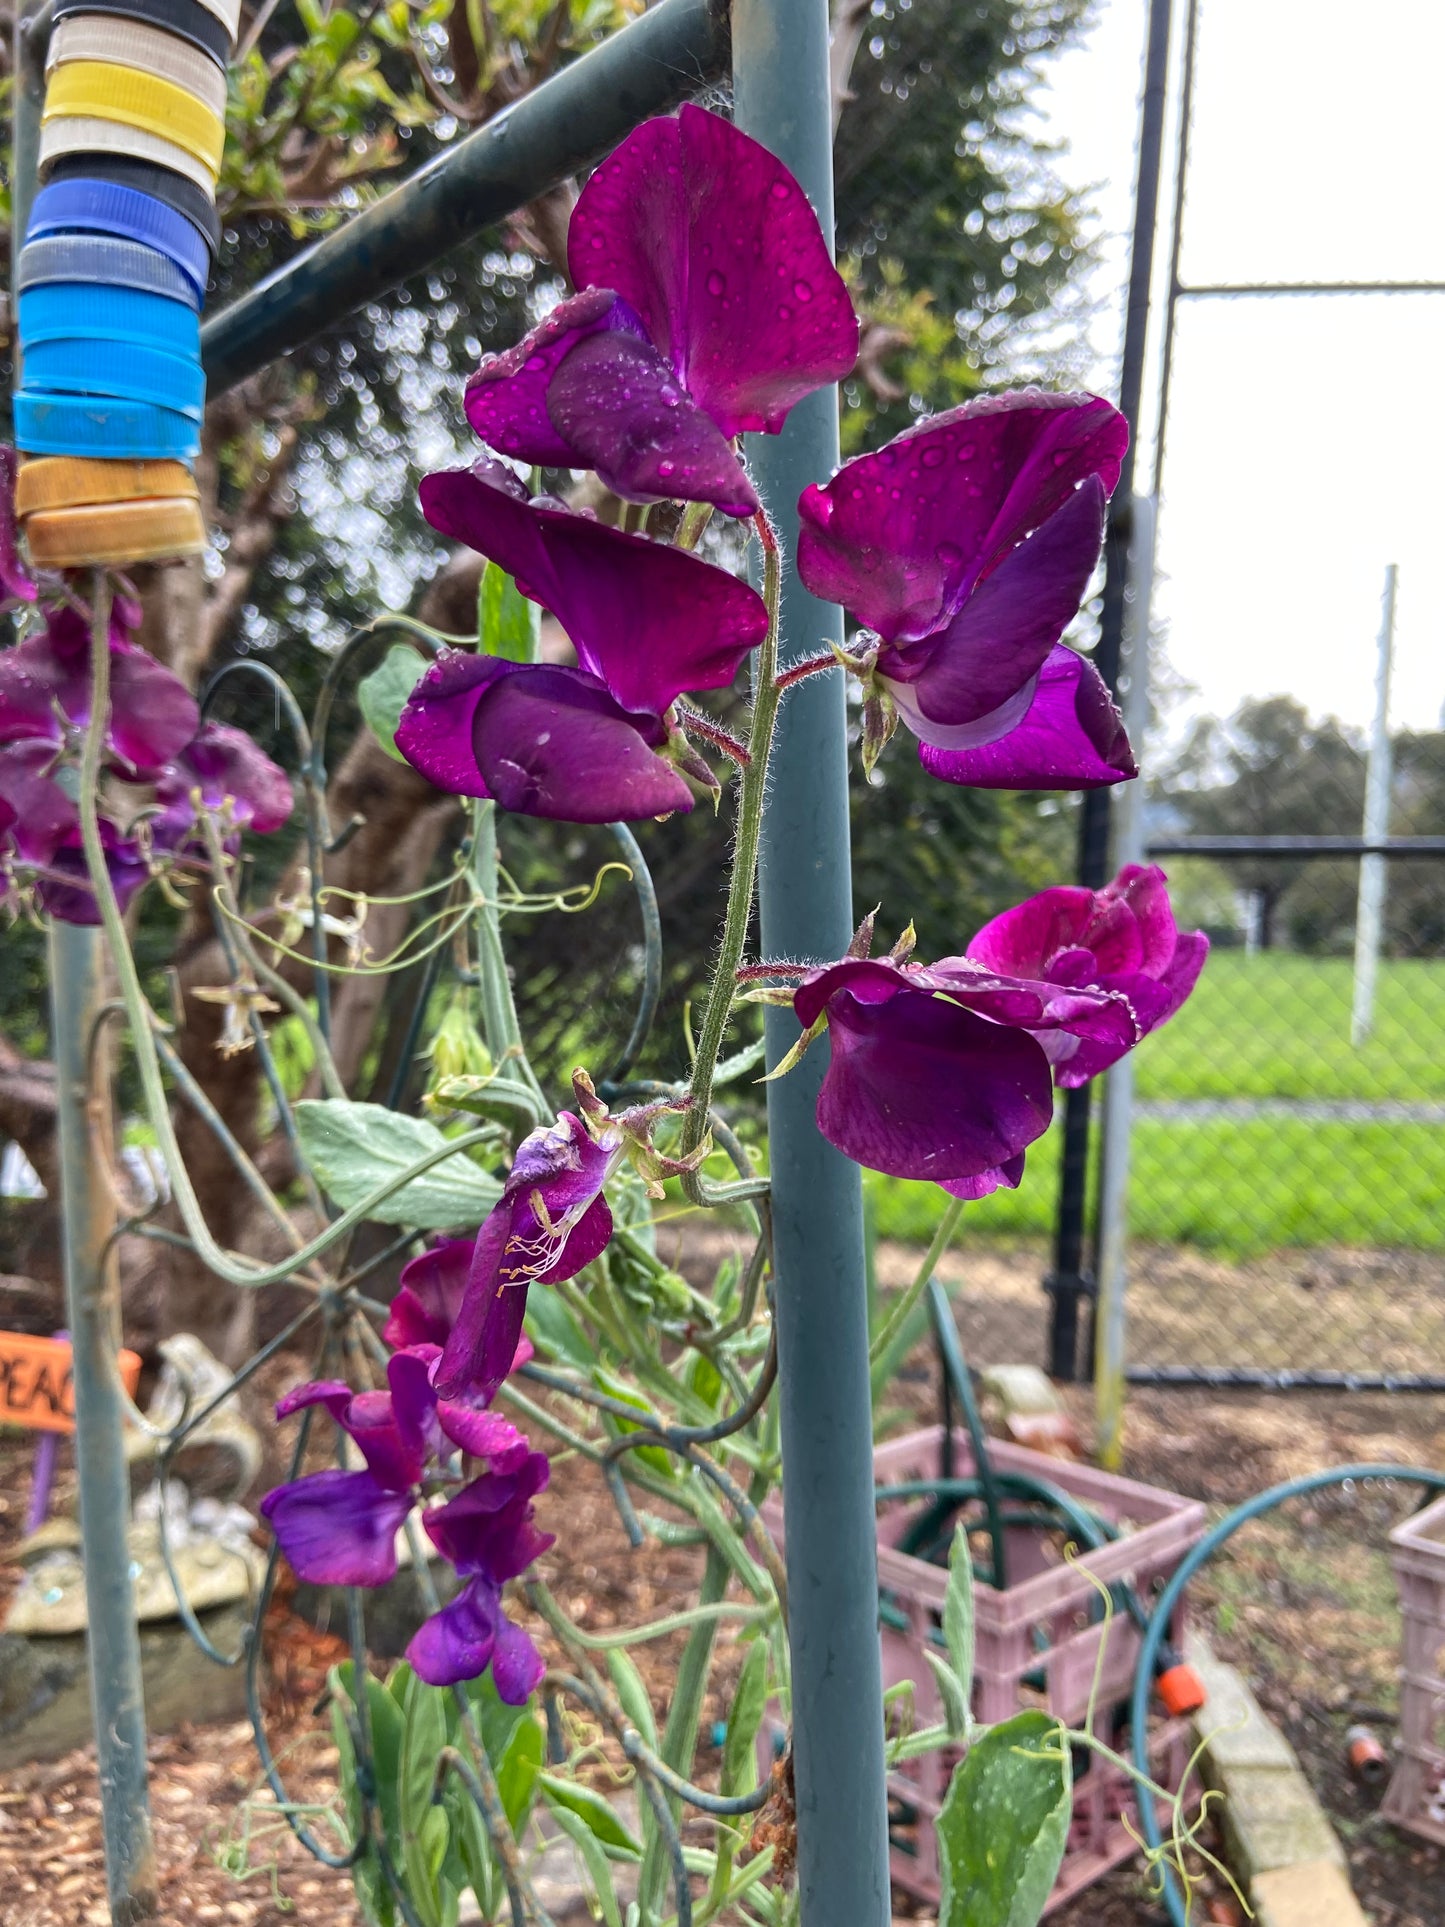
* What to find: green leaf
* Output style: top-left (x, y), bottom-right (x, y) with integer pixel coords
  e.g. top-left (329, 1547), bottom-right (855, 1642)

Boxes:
top-left (936, 1711), bottom-right (1071, 1927)
top-left (594, 1368), bottom-right (673, 1478)
top-left (357, 644), bottom-right (424, 760)
top-left (523, 1286), bottom-right (593, 1371)
top-left (606, 1648), bottom-right (658, 1753)
top-left (538, 1774), bottom-right (643, 1855)
top-left (496, 1713), bottom-right (544, 1833)
top-left (551, 1806), bottom-right (625, 1927)
top-left (721, 1639), bottom-right (768, 1799)
top-left (479, 561), bottom-right (540, 663)
top-left (329, 1661), bottom-right (406, 1927)
top-left (401, 1670), bottom-right (451, 1927)
top-left (942, 1524), bottom-right (975, 1712)
top-left (295, 1099), bottom-right (500, 1228)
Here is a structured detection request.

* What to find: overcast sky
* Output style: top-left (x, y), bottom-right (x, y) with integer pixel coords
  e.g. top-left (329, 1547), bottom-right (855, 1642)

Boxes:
top-left (1032, 0), bottom-right (1445, 734)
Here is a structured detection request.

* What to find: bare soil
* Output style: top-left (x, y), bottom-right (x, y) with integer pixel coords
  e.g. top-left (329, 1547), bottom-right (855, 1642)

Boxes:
top-left (1, 1236), bottom-right (1442, 1925)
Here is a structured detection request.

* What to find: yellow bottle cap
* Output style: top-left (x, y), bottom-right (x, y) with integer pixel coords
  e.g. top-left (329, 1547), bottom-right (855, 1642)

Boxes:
top-left (16, 457), bottom-right (199, 516)
top-left (24, 496), bottom-right (208, 568)
top-left (43, 60), bottom-right (225, 174)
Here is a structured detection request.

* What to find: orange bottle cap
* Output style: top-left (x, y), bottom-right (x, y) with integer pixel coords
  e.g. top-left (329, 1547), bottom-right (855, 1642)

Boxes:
top-left (16, 456), bottom-right (198, 515)
top-left (24, 495), bottom-right (207, 568)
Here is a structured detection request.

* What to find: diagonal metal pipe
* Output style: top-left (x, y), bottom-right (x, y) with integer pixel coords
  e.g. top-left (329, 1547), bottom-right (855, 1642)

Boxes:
top-left (200, 0), bottom-right (731, 394)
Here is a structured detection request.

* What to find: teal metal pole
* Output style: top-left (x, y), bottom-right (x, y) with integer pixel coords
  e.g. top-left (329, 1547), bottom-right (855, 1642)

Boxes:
top-left (47, 923), bottom-right (158, 1923)
top-left (15, 16), bottom-right (157, 1914)
top-left (733, 6), bottom-right (892, 1922)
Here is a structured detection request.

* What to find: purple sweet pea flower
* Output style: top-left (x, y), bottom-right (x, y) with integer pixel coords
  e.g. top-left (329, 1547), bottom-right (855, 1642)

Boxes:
top-left (466, 105), bottom-right (858, 514)
top-left (433, 1110), bottom-right (621, 1403)
top-left (796, 392), bottom-right (1137, 790)
top-left (150, 721), bottom-right (294, 854)
top-left (396, 652), bottom-right (694, 825)
top-left (260, 1350), bottom-right (534, 1589)
top-left (966, 864), bottom-right (1209, 1085)
top-left (0, 740), bottom-right (149, 924)
top-left (0, 598), bottom-right (199, 779)
top-left (791, 952), bottom-right (1140, 1196)
top-left (418, 461), bottom-right (768, 714)
top-left (406, 1456), bottom-right (554, 1696)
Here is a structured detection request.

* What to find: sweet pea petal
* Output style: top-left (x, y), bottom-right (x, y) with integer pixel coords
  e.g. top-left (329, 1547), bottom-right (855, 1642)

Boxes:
top-left (0, 739), bottom-right (79, 868)
top-left (941, 1155), bottom-right (1026, 1201)
top-left (797, 393), bottom-right (1127, 644)
top-left (436, 1401), bottom-right (533, 1469)
top-left (568, 104), bottom-right (857, 438)
top-left (259, 1468), bottom-right (411, 1587)
top-left (536, 1192), bottom-right (614, 1283)
top-left (387, 1238), bottom-right (475, 1348)
top-left (419, 465), bottom-right (767, 713)
top-left (1102, 864), bottom-right (1181, 976)
top-left (435, 1208), bottom-right (519, 1402)
top-left (813, 980), bottom-right (1055, 1184)
top-left (883, 479), bottom-right (1107, 730)
top-left (36, 821), bottom-right (149, 924)
top-left (407, 1576), bottom-right (500, 1687)
top-left (0, 621), bottom-right (199, 775)
top-left (152, 722), bottom-right (293, 851)
top-left (917, 646), bottom-right (1136, 791)
top-left (274, 1379), bottom-right (354, 1426)
top-left (465, 287), bottom-right (647, 467)
top-left (546, 330), bottom-right (758, 515)
top-left (489, 1609), bottom-right (547, 1704)
top-left (470, 665), bottom-right (694, 824)
top-left (422, 1458), bottom-right (554, 1578)
top-left (967, 885), bottom-right (1142, 981)
top-left (1052, 935), bottom-right (1209, 1087)
top-left (394, 648), bottom-right (507, 799)
top-left (795, 954), bottom-right (1133, 1051)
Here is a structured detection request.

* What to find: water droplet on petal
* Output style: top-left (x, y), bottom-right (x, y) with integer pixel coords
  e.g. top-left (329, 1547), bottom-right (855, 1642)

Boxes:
top-left (777, 305), bottom-right (791, 320)
top-left (707, 270), bottom-right (727, 297)
top-left (771, 180), bottom-right (791, 200)
top-left (793, 279), bottom-right (813, 302)
top-left (920, 445), bottom-right (946, 469)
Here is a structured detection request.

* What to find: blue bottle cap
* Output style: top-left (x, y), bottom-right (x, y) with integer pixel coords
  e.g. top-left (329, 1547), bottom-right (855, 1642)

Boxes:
top-left (27, 179), bottom-right (209, 299)
top-left (23, 338), bottom-right (206, 421)
top-left (19, 237), bottom-right (201, 311)
top-left (15, 392), bottom-right (201, 461)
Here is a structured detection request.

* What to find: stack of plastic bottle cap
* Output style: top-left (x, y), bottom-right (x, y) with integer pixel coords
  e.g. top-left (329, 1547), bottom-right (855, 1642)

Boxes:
top-left (13, 0), bottom-right (240, 569)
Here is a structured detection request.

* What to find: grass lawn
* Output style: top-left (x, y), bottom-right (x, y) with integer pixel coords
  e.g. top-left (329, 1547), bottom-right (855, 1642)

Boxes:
top-left (868, 950), bottom-right (1445, 1256)
top-left (1133, 950), bottom-right (1445, 1101)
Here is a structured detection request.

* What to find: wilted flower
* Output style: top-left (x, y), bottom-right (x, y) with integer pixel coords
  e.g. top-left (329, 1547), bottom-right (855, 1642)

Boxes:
top-left (431, 1107), bottom-right (621, 1402)
top-left (791, 950), bottom-right (1140, 1197)
top-left (466, 104), bottom-right (857, 514)
top-left (796, 392), bottom-right (1136, 789)
top-left (966, 864), bottom-right (1208, 1085)
top-left (150, 721), bottom-right (294, 855)
top-left (0, 597), bottom-right (198, 779)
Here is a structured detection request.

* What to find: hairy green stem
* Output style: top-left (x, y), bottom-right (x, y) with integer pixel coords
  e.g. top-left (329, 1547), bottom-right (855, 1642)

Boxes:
top-left (470, 798), bottom-right (548, 1121)
top-left (869, 1195), bottom-right (965, 1365)
top-left (681, 516), bottom-right (783, 1197)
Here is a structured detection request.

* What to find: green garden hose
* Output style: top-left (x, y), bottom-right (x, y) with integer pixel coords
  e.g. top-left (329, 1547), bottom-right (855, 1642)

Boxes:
top-left (1129, 1462), bottom-right (1445, 1927)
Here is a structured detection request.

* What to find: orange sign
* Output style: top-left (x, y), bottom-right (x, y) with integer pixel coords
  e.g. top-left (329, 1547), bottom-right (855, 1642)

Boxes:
top-left (0, 1333), bottom-right (142, 1435)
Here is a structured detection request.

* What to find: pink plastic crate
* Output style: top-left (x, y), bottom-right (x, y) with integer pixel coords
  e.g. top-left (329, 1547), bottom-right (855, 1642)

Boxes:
top-left (1384, 1492), bottom-right (1445, 1846)
top-left (765, 1426), bottom-right (1207, 1912)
